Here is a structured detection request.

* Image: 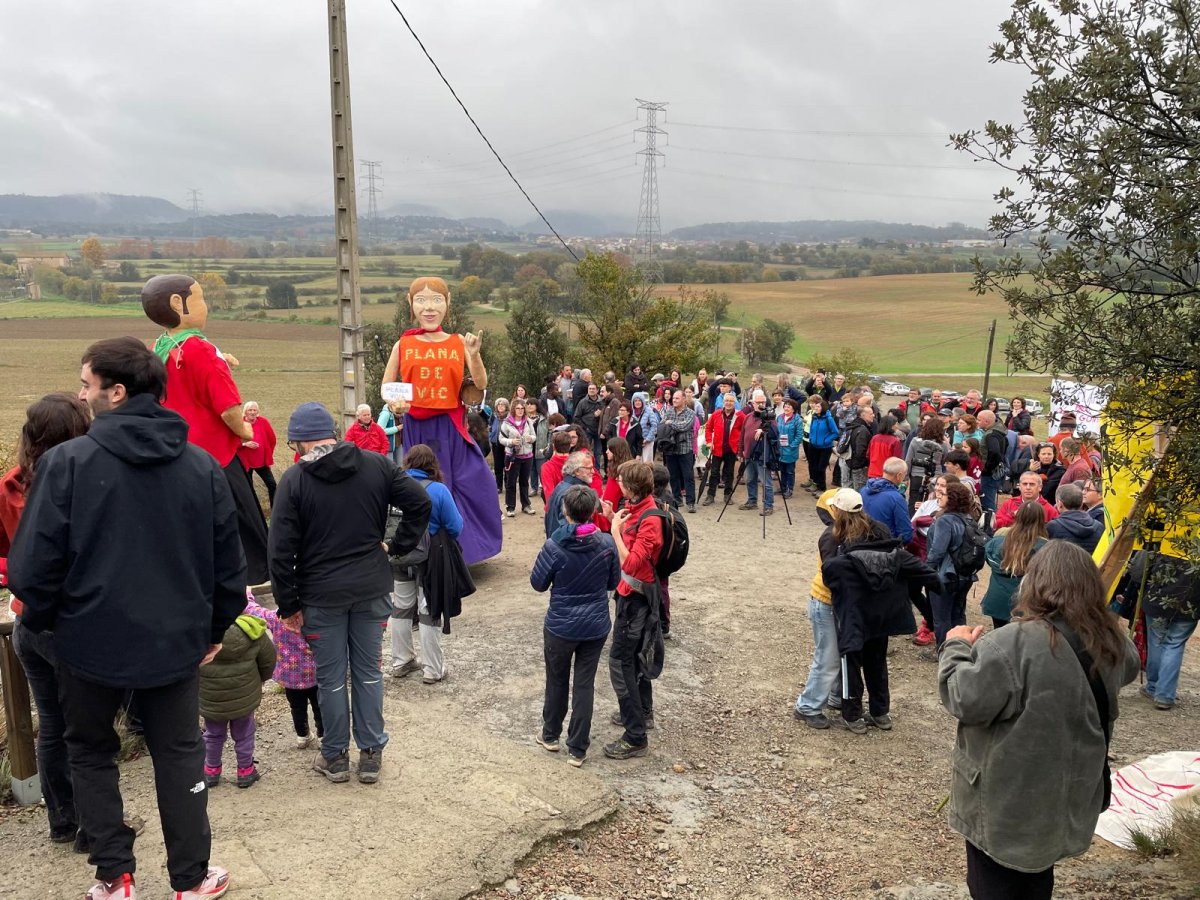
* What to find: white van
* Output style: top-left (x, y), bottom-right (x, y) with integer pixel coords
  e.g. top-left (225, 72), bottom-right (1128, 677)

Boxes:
top-left (1024, 398), bottom-right (1044, 416)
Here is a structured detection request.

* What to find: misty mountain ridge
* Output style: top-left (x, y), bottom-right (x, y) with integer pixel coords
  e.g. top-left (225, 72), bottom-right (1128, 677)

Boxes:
top-left (668, 220), bottom-right (991, 243)
top-left (0, 193), bottom-right (185, 226)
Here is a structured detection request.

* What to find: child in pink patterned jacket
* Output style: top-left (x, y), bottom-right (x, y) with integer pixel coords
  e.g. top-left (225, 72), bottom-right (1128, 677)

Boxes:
top-left (245, 591), bottom-right (323, 749)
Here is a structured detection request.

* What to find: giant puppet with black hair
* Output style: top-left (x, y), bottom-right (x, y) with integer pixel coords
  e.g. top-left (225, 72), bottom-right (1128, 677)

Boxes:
top-left (382, 276), bottom-right (501, 563)
top-left (143, 273), bottom-right (269, 583)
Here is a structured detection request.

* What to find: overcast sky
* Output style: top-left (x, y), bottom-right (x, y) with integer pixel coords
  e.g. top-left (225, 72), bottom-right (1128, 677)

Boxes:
top-left (0, 1), bottom-right (1032, 230)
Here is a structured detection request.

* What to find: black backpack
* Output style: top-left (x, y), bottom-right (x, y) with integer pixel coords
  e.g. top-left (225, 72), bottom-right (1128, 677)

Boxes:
top-left (950, 512), bottom-right (988, 577)
top-left (636, 501), bottom-right (690, 578)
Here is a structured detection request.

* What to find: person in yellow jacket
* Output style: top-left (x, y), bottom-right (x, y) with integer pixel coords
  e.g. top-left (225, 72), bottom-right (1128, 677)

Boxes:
top-left (792, 488), bottom-right (855, 729)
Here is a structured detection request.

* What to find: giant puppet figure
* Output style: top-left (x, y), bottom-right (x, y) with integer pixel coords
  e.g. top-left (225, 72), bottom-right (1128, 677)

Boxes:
top-left (383, 276), bottom-right (501, 563)
top-left (143, 273), bottom-right (270, 583)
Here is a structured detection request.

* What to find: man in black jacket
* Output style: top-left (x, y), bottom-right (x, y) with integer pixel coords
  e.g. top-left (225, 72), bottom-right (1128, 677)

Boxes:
top-left (9, 336), bottom-right (243, 900)
top-left (844, 406), bottom-right (875, 491)
top-left (573, 381), bottom-right (605, 464)
top-left (269, 402), bottom-right (430, 786)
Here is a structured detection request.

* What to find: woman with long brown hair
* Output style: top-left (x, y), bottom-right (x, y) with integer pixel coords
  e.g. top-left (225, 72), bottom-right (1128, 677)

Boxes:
top-left (980, 502), bottom-right (1047, 629)
top-left (940, 541), bottom-right (1138, 899)
top-left (1, 393), bottom-right (91, 845)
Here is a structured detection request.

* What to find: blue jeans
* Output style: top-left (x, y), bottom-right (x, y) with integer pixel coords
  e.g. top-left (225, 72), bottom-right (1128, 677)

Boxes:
top-left (795, 598), bottom-right (840, 716)
top-left (778, 461), bottom-right (797, 494)
top-left (12, 621), bottom-right (76, 836)
top-left (745, 460), bottom-right (774, 508)
top-left (665, 451), bottom-right (696, 506)
top-left (980, 474), bottom-right (1001, 514)
top-left (1146, 617), bottom-right (1199, 704)
top-left (931, 578), bottom-right (970, 647)
top-left (304, 595), bottom-right (392, 758)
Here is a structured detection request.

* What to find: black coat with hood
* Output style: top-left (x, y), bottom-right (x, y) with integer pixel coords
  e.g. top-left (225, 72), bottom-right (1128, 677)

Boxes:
top-left (9, 393), bottom-right (247, 689)
top-left (822, 525), bottom-right (942, 654)
top-left (269, 441), bottom-right (431, 618)
top-left (844, 417), bottom-right (873, 471)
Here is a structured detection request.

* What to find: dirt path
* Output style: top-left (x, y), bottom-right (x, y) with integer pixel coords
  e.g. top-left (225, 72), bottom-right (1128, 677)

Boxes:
top-left (2, 487), bottom-right (1197, 898)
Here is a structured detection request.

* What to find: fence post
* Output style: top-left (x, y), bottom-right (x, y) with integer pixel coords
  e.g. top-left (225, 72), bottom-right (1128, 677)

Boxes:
top-left (0, 619), bottom-right (41, 805)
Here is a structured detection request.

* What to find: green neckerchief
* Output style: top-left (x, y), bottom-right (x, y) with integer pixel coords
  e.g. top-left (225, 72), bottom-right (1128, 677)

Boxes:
top-left (153, 328), bottom-right (208, 363)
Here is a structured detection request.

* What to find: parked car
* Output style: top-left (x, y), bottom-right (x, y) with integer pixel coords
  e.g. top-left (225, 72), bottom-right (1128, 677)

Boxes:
top-left (1024, 398), bottom-right (1044, 416)
top-left (881, 381), bottom-right (909, 396)
top-left (993, 398), bottom-right (1012, 416)
top-left (919, 387), bottom-right (934, 402)
top-left (940, 390), bottom-right (962, 402)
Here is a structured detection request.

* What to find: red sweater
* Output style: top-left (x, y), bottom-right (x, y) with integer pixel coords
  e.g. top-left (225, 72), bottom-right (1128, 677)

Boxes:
top-left (346, 420), bottom-right (389, 454)
top-left (616, 495), bottom-right (664, 598)
top-left (867, 434), bottom-right (902, 478)
top-left (0, 466), bottom-right (27, 615)
top-left (994, 495), bottom-right (1059, 529)
top-left (237, 416), bottom-right (277, 469)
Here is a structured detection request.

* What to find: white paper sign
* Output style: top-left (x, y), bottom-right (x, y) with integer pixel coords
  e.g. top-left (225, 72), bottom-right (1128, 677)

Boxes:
top-left (381, 382), bottom-right (413, 403)
top-left (1049, 378), bottom-right (1108, 436)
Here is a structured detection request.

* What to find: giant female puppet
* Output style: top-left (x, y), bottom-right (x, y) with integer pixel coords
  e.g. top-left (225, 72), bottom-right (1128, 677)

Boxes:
top-left (142, 273), bottom-right (270, 584)
top-left (383, 276), bottom-right (501, 564)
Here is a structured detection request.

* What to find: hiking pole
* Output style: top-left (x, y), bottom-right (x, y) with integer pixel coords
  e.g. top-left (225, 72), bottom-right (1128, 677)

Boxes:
top-left (775, 453), bottom-right (793, 526)
top-left (761, 434), bottom-right (769, 540)
top-left (840, 654), bottom-right (850, 711)
top-left (715, 460), bottom-right (748, 523)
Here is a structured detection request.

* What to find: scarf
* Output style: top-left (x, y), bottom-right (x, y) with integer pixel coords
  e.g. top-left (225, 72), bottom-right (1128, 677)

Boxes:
top-left (153, 328), bottom-right (207, 363)
top-left (552, 521), bottom-right (597, 546)
top-left (402, 325), bottom-right (444, 337)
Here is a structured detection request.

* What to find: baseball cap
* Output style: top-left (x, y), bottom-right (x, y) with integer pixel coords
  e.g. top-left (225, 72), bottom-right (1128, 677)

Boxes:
top-left (829, 488), bottom-right (864, 513)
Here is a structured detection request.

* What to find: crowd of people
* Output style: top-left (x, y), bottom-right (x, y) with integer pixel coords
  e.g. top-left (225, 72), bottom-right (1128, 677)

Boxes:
top-left (0, 274), bottom-right (1194, 900)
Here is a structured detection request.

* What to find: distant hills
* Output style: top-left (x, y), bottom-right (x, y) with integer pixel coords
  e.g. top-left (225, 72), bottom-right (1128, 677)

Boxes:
top-left (0, 193), bottom-right (186, 227)
top-left (667, 220), bottom-right (991, 243)
top-left (0, 194), bottom-right (989, 244)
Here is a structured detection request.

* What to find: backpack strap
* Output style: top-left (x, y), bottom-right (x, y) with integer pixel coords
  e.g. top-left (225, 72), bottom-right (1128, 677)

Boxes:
top-left (1048, 618), bottom-right (1113, 811)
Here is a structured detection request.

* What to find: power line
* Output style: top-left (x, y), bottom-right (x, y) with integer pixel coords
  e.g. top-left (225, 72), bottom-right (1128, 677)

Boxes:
top-left (671, 144), bottom-right (980, 171)
top-left (383, 1), bottom-right (578, 260)
top-left (667, 165), bottom-right (983, 203)
top-left (400, 139), bottom-right (635, 189)
top-left (399, 121), bottom-right (635, 173)
top-left (670, 120), bottom-right (948, 138)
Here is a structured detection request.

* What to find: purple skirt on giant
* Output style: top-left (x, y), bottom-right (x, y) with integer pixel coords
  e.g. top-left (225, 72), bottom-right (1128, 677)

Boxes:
top-left (403, 411), bottom-right (502, 565)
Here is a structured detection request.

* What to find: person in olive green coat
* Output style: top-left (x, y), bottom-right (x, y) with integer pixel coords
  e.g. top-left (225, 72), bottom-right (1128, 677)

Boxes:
top-left (980, 500), bottom-right (1048, 628)
top-left (200, 613), bottom-right (276, 788)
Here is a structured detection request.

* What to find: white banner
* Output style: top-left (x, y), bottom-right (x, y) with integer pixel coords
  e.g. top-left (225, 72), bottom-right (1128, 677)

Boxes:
top-left (1050, 379), bottom-right (1108, 436)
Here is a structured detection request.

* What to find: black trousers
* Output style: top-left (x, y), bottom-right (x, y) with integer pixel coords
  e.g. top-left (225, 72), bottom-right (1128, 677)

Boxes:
top-left (806, 445), bottom-right (833, 491)
top-left (505, 456), bottom-right (532, 511)
top-left (664, 451), bottom-right (696, 506)
top-left (491, 442), bottom-right (505, 490)
top-left (244, 464), bottom-right (277, 509)
top-left (841, 636), bottom-right (890, 722)
top-left (285, 686), bottom-right (323, 738)
top-left (222, 456), bottom-right (269, 584)
top-left (966, 840), bottom-right (1053, 900)
top-left (542, 628), bottom-right (607, 757)
top-left (608, 593), bottom-right (654, 746)
top-left (58, 667), bottom-right (211, 891)
top-left (706, 452), bottom-right (737, 498)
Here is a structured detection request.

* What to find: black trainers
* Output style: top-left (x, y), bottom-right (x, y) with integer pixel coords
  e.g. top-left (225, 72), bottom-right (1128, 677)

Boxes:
top-left (610, 709), bottom-right (655, 730)
top-left (792, 708), bottom-right (830, 730)
top-left (603, 738), bottom-right (648, 760)
top-left (313, 750), bottom-right (351, 783)
top-left (864, 713), bottom-right (894, 731)
top-left (357, 749), bottom-right (382, 784)
top-left (833, 717), bottom-right (869, 735)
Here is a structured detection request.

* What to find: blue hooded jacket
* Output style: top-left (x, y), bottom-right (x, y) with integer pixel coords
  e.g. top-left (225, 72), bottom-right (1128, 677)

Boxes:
top-left (861, 477), bottom-right (913, 544)
top-left (530, 525), bottom-right (620, 641)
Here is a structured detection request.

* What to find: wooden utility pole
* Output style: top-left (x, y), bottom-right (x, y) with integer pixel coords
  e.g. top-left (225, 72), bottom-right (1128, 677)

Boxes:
top-left (981, 318), bottom-right (997, 400)
top-left (328, 0), bottom-right (365, 432)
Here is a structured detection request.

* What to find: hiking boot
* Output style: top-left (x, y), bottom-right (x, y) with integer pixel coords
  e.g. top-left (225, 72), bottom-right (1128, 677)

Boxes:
top-left (535, 734), bottom-right (560, 753)
top-left (700, 495), bottom-right (714, 507)
top-left (912, 623), bottom-right (935, 646)
top-left (86, 873), bottom-right (135, 900)
top-left (236, 765), bottom-right (261, 789)
top-left (50, 825), bottom-right (77, 844)
top-left (761, 507), bottom-right (774, 516)
top-left (1154, 699), bottom-right (1175, 711)
top-left (686, 503), bottom-right (696, 514)
top-left (833, 717), bottom-right (869, 735)
top-left (391, 659), bottom-right (421, 679)
top-left (738, 501), bottom-right (757, 510)
top-left (864, 713), bottom-right (894, 731)
top-left (603, 738), bottom-right (648, 760)
top-left (792, 708), bottom-right (830, 730)
top-left (173, 866), bottom-right (230, 899)
top-left (567, 752), bottom-right (585, 768)
top-left (312, 751), bottom-right (351, 783)
top-left (611, 709), bottom-right (655, 729)
top-left (295, 734), bottom-right (315, 750)
top-left (918, 648), bottom-right (940, 662)
top-left (422, 671), bottom-right (445, 685)
top-left (357, 749), bottom-right (383, 784)
top-left (203, 767), bottom-right (221, 789)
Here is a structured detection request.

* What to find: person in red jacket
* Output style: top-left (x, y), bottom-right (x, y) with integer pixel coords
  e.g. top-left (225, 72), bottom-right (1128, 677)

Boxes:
top-left (701, 391), bottom-right (745, 506)
top-left (346, 404), bottom-right (390, 454)
top-left (994, 470), bottom-right (1060, 529)
top-left (236, 401), bottom-right (278, 508)
top-left (866, 414), bottom-right (903, 479)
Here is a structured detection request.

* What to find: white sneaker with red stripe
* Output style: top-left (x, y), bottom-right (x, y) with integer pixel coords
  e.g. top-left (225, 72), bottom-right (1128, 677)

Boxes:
top-left (86, 873), bottom-right (135, 900)
top-left (173, 866), bottom-right (230, 899)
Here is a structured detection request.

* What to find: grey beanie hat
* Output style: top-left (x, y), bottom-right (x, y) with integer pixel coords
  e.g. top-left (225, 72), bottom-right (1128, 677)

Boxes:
top-left (287, 402), bottom-right (337, 441)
